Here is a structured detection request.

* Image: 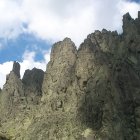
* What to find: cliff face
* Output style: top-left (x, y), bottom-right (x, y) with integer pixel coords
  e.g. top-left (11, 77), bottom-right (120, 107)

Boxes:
top-left (0, 12), bottom-right (140, 140)
top-left (22, 68), bottom-right (44, 104)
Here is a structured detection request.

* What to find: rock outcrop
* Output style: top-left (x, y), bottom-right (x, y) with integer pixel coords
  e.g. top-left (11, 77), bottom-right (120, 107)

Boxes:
top-left (12, 61), bottom-right (20, 78)
top-left (0, 61), bottom-right (24, 117)
top-left (0, 62), bottom-right (45, 139)
top-left (0, 12), bottom-right (140, 140)
top-left (22, 68), bottom-right (44, 104)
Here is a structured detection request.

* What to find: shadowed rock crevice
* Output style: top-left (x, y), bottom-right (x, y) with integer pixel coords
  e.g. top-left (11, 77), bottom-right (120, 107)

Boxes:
top-left (0, 137), bottom-right (10, 140)
top-left (0, 134), bottom-right (10, 140)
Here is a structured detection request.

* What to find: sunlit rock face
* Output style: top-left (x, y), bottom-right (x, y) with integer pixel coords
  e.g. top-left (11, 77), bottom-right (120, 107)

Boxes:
top-left (0, 62), bottom-right (24, 117)
top-left (0, 12), bottom-right (140, 140)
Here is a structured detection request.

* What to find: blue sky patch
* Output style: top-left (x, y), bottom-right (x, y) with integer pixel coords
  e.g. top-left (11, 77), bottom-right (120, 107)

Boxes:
top-left (129, 0), bottom-right (140, 2)
top-left (0, 33), bottom-right (52, 63)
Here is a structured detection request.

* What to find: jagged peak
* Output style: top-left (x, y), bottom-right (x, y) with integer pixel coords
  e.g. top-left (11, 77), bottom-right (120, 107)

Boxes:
top-left (102, 28), bottom-right (109, 34)
top-left (82, 38), bottom-right (93, 46)
top-left (50, 37), bottom-right (77, 61)
top-left (53, 37), bottom-right (75, 47)
top-left (12, 61), bottom-right (20, 78)
top-left (24, 67), bottom-right (44, 73)
top-left (22, 67), bottom-right (44, 82)
top-left (51, 11), bottom-right (140, 55)
top-left (87, 29), bottom-right (118, 39)
top-left (123, 12), bottom-right (132, 21)
top-left (78, 38), bottom-right (97, 53)
top-left (122, 11), bottom-right (140, 35)
top-left (22, 67), bottom-right (44, 95)
top-left (63, 37), bottom-right (72, 43)
top-left (123, 11), bottom-right (140, 22)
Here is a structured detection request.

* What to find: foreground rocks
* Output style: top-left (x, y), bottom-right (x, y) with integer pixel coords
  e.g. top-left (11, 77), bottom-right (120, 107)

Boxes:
top-left (0, 12), bottom-right (140, 140)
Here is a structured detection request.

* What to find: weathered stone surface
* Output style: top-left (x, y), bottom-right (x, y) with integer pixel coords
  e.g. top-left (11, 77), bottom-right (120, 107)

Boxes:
top-left (0, 135), bottom-right (10, 140)
top-left (0, 63), bottom-right (45, 139)
top-left (0, 12), bottom-right (140, 140)
top-left (12, 61), bottom-right (20, 78)
top-left (0, 62), bottom-right (24, 118)
top-left (42, 37), bottom-right (77, 105)
top-left (22, 68), bottom-right (44, 104)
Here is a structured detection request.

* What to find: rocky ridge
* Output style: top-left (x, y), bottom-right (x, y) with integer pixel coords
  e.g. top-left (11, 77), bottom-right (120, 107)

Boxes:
top-left (0, 12), bottom-right (140, 140)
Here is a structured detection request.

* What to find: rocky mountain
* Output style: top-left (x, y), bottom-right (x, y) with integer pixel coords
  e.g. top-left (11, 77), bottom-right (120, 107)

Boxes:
top-left (0, 12), bottom-right (140, 140)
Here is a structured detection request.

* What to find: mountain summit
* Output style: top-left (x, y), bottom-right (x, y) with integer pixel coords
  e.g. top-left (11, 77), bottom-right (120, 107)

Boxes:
top-left (0, 12), bottom-right (140, 140)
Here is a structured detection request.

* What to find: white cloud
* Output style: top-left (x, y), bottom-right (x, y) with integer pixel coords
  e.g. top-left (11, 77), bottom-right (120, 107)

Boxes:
top-left (0, 61), bottom-right (13, 88)
top-left (20, 50), bottom-right (49, 78)
top-left (0, 50), bottom-right (50, 88)
top-left (0, 0), bottom-right (26, 38)
top-left (42, 49), bottom-right (51, 64)
top-left (0, 0), bottom-right (139, 46)
top-left (118, 0), bottom-right (140, 18)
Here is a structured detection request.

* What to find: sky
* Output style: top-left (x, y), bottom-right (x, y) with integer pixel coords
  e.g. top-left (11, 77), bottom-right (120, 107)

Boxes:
top-left (0, 0), bottom-right (140, 88)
